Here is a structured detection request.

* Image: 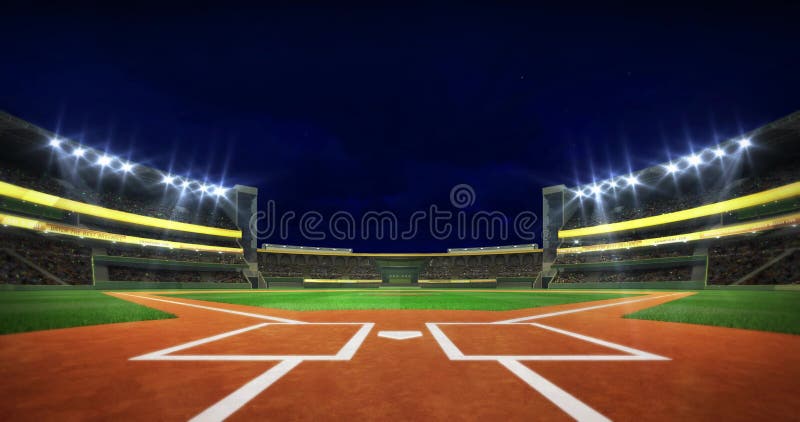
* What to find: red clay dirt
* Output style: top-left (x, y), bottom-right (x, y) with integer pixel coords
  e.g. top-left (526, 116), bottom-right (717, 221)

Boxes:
top-left (0, 291), bottom-right (798, 421)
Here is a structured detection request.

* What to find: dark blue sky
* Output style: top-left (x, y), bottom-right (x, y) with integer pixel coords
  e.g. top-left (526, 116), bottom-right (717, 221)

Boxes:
top-left (2, 2), bottom-right (798, 251)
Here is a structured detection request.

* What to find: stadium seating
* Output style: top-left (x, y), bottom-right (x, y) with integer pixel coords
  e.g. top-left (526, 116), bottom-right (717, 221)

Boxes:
top-left (707, 231), bottom-right (800, 285)
top-left (259, 253), bottom-right (381, 279)
top-left (259, 250), bottom-right (542, 282)
top-left (420, 253), bottom-right (541, 279)
top-left (0, 229), bottom-right (92, 285)
top-left (0, 159), bottom-right (238, 230)
top-left (555, 267), bottom-right (692, 283)
top-left (107, 267), bottom-right (245, 283)
top-left (549, 114), bottom-right (800, 288)
top-left (562, 161), bottom-right (799, 230)
top-left (104, 247), bottom-right (246, 264)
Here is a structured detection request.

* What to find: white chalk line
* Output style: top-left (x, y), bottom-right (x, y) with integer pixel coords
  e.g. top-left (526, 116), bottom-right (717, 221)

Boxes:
top-left (131, 322), bottom-right (374, 362)
top-left (122, 293), bottom-right (374, 421)
top-left (115, 292), bottom-right (306, 324)
top-left (493, 292), bottom-right (685, 324)
top-left (189, 358), bottom-right (302, 422)
top-left (499, 359), bottom-right (610, 422)
top-left (426, 292), bottom-right (679, 421)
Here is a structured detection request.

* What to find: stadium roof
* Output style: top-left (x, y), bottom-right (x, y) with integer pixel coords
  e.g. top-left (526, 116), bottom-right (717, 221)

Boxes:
top-left (563, 110), bottom-right (800, 195)
top-left (0, 110), bottom-right (252, 199)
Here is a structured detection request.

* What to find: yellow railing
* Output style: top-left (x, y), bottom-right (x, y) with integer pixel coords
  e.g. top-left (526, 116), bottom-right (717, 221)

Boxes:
top-left (0, 213), bottom-right (244, 253)
top-left (557, 212), bottom-right (800, 254)
top-left (417, 279), bottom-right (497, 283)
top-left (559, 181), bottom-right (800, 239)
top-left (302, 279), bottom-right (381, 283)
top-left (0, 180), bottom-right (241, 238)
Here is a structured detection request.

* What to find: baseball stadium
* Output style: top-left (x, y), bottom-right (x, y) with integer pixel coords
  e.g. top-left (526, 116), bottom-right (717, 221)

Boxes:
top-left (0, 108), bottom-right (798, 421)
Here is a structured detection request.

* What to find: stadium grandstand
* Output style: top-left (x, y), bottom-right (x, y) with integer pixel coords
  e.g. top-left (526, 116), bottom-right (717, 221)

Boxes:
top-left (0, 111), bottom-right (260, 289)
top-left (2, 110), bottom-right (799, 290)
top-left (258, 244), bottom-right (542, 288)
top-left (542, 110), bottom-right (800, 288)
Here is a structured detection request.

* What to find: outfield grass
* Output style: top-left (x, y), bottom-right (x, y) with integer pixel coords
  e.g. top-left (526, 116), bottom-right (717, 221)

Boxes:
top-left (625, 290), bottom-right (800, 335)
top-left (164, 290), bottom-right (637, 311)
top-left (0, 291), bottom-right (174, 335)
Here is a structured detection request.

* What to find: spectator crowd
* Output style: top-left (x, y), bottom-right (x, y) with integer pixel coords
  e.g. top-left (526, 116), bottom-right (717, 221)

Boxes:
top-left (708, 233), bottom-right (800, 284)
top-left (0, 230), bottom-right (92, 284)
top-left (564, 162), bottom-right (799, 230)
top-left (108, 267), bottom-right (245, 283)
top-left (0, 163), bottom-right (237, 230)
top-left (556, 267), bottom-right (693, 283)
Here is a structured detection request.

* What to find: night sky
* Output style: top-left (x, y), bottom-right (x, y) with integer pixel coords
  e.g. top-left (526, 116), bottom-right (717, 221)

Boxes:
top-left (2, 3), bottom-right (798, 251)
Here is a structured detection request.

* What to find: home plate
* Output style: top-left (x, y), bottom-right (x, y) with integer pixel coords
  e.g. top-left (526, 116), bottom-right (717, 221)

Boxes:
top-left (378, 331), bottom-right (423, 340)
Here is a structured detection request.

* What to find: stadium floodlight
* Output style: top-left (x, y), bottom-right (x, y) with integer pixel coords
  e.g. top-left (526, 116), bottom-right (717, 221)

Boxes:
top-left (713, 147), bottom-right (726, 158)
top-left (738, 138), bottom-right (752, 148)
top-left (608, 180), bottom-right (618, 188)
top-left (120, 162), bottom-right (134, 173)
top-left (199, 184), bottom-right (209, 193)
top-left (73, 147), bottom-right (86, 157)
top-left (97, 155), bottom-right (113, 167)
top-left (687, 154), bottom-right (702, 166)
top-left (665, 163), bottom-right (679, 174)
top-left (575, 189), bottom-right (585, 198)
top-left (591, 185), bottom-right (602, 195)
top-left (181, 180), bottom-right (191, 189)
top-left (624, 175), bottom-right (639, 186)
top-left (213, 186), bottom-right (228, 197)
top-left (49, 138), bottom-right (62, 148)
top-left (162, 174), bottom-right (176, 185)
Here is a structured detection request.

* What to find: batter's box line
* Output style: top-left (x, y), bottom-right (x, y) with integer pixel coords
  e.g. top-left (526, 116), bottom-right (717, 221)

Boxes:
top-left (130, 322), bottom-right (375, 362)
top-left (130, 322), bottom-right (375, 422)
top-left (425, 322), bottom-right (669, 422)
top-left (426, 322), bottom-right (669, 362)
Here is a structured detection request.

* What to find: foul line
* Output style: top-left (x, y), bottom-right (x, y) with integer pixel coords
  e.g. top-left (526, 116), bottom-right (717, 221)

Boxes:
top-left (493, 292), bottom-right (685, 323)
top-left (499, 359), bottom-right (610, 422)
top-left (115, 293), bottom-right (305, 324)
top-left (190, 358), bottom-right (302, 422)
top-left (131, 323), bottom-right (269, 361)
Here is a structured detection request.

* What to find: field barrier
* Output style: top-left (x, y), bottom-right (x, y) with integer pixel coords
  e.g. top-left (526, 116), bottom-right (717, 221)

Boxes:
top-left (550, 281), bottom-right (706, 290)
top-left (94, 281), bottom-right (251, 290)
top-left (704, 284), bottom-right (800, 291)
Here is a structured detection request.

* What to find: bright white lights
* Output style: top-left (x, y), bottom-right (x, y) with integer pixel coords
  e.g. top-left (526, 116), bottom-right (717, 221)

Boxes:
top-left (120, 162), bottom-right (134, 173)
top-left (687, 154), bottom-right (702, 166)
top-left (665, 163), bottom-right (679, 174)
top-left (213, 186), bottom-right (228, 196)
top-left (738, 138), bottom-right (752, 148)
top-left (162, 175), bottom-right (175, 185)
top-left (608, 180), bottom-right (618, 188)
top-left (97, 155), bottom-right (113, 167)
top-left (181, 180), bottom-right (191, 189)
top-left (199, 184), bottom-right (209, 193)
top-left (73, 147), bottom-right (86, 157)
top-left (624, 175), bottom-right (639, 186)
top-left (575, 189), bottom-right (585, 198)
top-left (713, 148), bottom-right (726, 158)
top-left (49, 138), bottom-right (62, 148)
top-left (591, 185), bottom-right (602, 195)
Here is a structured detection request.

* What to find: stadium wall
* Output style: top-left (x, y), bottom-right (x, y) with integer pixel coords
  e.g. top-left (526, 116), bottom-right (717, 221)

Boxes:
top-left (302, 281), bottom-right (381, 288)
top-left (93, 281), bottom-right (251, 289)
top-left (550, 281), bottom-right (705, 290)
top-left (0, 284), bottom-right (94, 291)
top-left (704, 284), bottom-right (800, 291)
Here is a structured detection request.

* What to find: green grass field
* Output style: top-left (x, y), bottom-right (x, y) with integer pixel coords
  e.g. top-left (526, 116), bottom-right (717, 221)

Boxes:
top-left (625, 290), bottom-right (800, 335)
top-left (0, 291), bottom-right (174, 335)
top-left (164, 290), bottom-right (637, 311)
